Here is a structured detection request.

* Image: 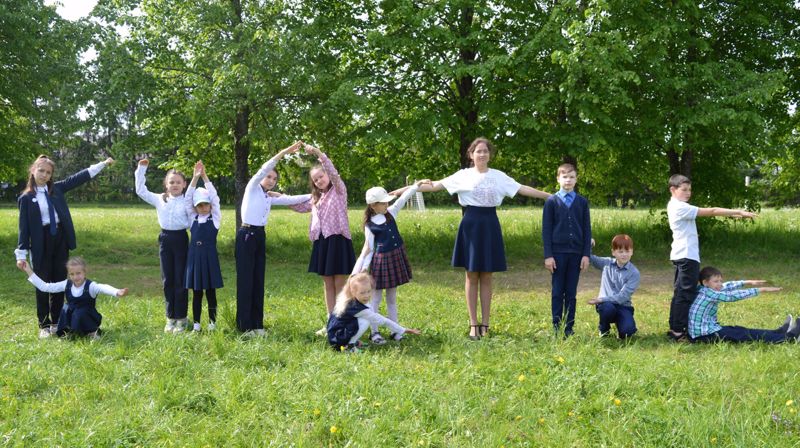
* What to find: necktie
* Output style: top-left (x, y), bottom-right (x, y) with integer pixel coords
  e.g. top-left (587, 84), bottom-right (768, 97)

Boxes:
top-left (44, 193), bottom-right (57, 235)
top-left (563, 193), bottom-right (573, 207)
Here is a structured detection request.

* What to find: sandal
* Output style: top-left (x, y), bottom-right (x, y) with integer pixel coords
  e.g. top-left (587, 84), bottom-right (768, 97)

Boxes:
top-left (370, 332), bottom-right (387, 345)
top-left (479, 324), bottom-right (489, 338)
top-left (468, 325), bottom-right (481, 341)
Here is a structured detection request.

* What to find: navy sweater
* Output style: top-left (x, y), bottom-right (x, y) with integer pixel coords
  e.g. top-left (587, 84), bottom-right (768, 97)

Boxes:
top-left (542, 193), bottom-right (592, 258)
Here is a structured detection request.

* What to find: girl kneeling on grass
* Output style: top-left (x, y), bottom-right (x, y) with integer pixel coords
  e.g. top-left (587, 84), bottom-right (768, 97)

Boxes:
top-left (327, 272), bottom-right (420, 352)
top-left (18, 257), bottom-right (128, 339)
top-left (352, 180), bottom-right (429, 345)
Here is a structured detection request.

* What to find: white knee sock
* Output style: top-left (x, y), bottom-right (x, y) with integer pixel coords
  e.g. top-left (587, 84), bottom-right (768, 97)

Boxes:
top-left (370, 289), bottom-right (384, 333)
top-left (385, 288), bottom-right (398, 323)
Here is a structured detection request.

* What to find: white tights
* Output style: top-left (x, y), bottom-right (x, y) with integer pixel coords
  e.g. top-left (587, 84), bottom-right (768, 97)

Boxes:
top-left (370, 287), bottom-right (398, 333)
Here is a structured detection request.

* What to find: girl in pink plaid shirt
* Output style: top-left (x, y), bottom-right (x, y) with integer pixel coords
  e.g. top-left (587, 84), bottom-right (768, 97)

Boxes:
top-left (293, 143), bottom-right (356, 334)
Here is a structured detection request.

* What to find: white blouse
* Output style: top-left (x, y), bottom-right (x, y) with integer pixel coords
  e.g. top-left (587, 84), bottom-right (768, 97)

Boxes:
top-left (440, 168), bottom-right (521, 207)
top-left (28, 273), bottom-right (121, 298)
top-left (241, 155), bottom-right (311, 227)
top-left (135, 164), bottom-right (191, 231)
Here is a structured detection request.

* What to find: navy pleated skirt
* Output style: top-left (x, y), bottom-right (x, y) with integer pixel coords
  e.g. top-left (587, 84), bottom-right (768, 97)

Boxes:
top-left (308, 234), bottom-right (356, 276)
top-left (452, 206), bottom-right (507, 272)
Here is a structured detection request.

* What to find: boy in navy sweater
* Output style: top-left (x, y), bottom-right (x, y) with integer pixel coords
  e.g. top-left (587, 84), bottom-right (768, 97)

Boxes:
top-left (542, 163), bottom-right (592, 337)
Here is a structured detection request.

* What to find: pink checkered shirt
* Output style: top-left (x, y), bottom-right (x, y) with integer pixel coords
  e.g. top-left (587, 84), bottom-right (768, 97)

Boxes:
top-left (293, 152), bottom-right (352, 241)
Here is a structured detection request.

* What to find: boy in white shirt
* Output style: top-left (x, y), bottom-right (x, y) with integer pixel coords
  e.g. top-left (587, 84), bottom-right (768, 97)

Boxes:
top-left (666, 174), bottom-right (757, 341)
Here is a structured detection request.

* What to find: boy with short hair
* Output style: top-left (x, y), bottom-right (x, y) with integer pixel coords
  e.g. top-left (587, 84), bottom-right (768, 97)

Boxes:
top-left (588, 234), bottom-right (639, 339)
top-left (666, 174), bottom-right (757, 341)
top-left (543, 163), bottom-right (592, 337)
top-left (688, 266), bottom-right (798, 343)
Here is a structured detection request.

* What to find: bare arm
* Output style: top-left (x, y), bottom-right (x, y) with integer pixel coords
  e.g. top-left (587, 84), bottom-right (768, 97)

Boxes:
top-left (697, 207), bottom-right (757, 219)
top-left (517, 185), bottom-right (551, 200)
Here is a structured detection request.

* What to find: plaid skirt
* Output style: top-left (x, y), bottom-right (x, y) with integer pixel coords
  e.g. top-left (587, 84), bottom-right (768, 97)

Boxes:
top-left (371, 245), bottom-right (412, 290)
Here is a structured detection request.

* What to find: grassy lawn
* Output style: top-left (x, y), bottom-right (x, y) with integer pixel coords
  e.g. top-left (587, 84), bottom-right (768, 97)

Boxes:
top-left (1, 204), bottom-right (799, 446)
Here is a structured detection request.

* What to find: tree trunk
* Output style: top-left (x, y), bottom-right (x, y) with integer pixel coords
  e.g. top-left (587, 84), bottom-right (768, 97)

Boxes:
top-left (456, 5), bottom-right (478, 169)
top-left (233, 104), bottom-right (250, 229)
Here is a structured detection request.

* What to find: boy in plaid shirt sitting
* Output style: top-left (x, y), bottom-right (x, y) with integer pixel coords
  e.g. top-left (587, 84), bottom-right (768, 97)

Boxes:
top-left (688, 266), bottom-right (799, 343)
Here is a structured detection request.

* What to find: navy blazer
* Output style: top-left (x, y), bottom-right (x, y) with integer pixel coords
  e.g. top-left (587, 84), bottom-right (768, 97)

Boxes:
top-left (541, 193), bottom-right (592, 259)
top-left (17, 168), bottom-right (93, 267)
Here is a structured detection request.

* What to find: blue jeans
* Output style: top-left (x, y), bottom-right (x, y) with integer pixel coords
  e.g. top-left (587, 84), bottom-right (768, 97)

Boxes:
top-left (596, 302), bottom-right (637, 338)
top-left (692, 326), bottom-right (788, 344)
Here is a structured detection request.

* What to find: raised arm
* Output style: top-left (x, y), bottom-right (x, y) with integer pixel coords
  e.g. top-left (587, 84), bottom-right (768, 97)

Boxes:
top-left (697, 207), bottom-right (757, 219)
top-left (134, 159), bottom-right (162, 207)
top-left (517, 185), bottom-right (551, 200)
top-left (305, 144), bottom-right (344, 193)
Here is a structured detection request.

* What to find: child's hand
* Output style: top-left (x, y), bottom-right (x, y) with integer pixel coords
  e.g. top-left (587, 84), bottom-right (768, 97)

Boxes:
top-left (759, 287), bottom-right (782, 293)
top-left (138, 159), bottom-right (149, 167)
top-left (544, 257), bottom-right (556, 273)
top-left (284, 140), bottom-right (303, 154)
top-left (388, 186), bottom-right (408, 196)
top-left (267, 191), bottom-right (283, 198)
top-left (587, 297), bottom-right (602, 305)
top-left (747, 280), bottom-right (768, 286)
top-left (117, 288), bottom-right (129, 297)
top-left (193, 161), bottom-right (203, 178)
top-left (590, 238), bottom-right (595, 248)
top-left (104, 157), bottom-right (115, 166)
top-left (404, 328), bottom-right (421, 335)
top-left (304, 143), bottom-right (320, 155)
top-left (16, 260), bottom-right (32, 275)
top-left (580, 256), bottom-right (590, 271)
top-left (414, 179), bottom-right (431, 187)
top-left (733, 210), bottom-right (758, 219)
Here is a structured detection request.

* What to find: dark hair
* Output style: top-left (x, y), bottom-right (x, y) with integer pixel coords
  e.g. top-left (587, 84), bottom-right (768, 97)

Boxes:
top-left (22, 155), bottom-right (55, 195)
top-left (161, 169), bottom-right (187, 202)
top-left (669, 174), bottom-right (691, 189)
top-left (309, 164), bottom-right (330, 205)
top-left (362, 204), bottom-right (394, 227)
top-left (611, 234), bottom-right (633, 251)
top-left (699, 266), bottom-right (722, 284)
top-left (466, 138), bottom-right (495, 167)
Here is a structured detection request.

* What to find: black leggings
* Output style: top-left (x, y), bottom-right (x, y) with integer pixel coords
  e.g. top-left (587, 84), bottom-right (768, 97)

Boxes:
top-left (192, 289), bottom-right (217, 324)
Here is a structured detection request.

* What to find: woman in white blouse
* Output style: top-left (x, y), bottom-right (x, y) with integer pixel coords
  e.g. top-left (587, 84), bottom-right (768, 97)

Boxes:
top-left (414, 138), bottom-right (550, 340)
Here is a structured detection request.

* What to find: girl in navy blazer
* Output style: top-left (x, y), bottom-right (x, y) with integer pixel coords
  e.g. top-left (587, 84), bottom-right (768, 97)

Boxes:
top-left (15, 155), bottom-right (114, 338)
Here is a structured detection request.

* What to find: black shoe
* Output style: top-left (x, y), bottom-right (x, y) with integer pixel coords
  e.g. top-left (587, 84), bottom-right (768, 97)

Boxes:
top-left (468, 325), bottom-right (480, 341)
top-left (776, 314), bottom-right (793, 333)
top-left (479, 324), bottom-right (489, 338)
top-left (667, 330), bottom-right (687, 342)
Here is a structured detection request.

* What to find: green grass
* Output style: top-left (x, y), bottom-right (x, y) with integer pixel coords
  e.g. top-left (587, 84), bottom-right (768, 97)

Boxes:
top-left (1, 205), bottom-right (799, 446)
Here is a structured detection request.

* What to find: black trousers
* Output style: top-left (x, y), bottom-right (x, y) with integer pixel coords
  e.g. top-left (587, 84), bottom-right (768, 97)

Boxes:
top-left (669, 258), bottom-right (700, 333)
top-left (235, 226), bottom-right (266, 331)
top-left (159, 229), bottom-right (189, 319)
top-left (34, 225), bottom-right (68, 328)
top-left (192, 288), bottom-right (217, 323)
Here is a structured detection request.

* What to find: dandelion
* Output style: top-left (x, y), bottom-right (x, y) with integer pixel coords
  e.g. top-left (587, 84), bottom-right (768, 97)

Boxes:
top-left (373, 402), bottom-right (382, 408)
top-left (515, 415), bottom-right (522, 421)
top-left (330, 426), bottom-right (338, 434)
top-left (313, 408), bottom-right (321, 416)
top-left (556, 356), bottom-right (565, 364)
top-left (568, 411), bottom-right (574, 417)
top-left (710, 437), bottom-right (717, 444)
top-left (538, 417), bottom-right (545, 424)
top-left (786, 400), bottom-right (794, 407)
top-left (614, 399), bottom-right (622, 406)
top-left (518, 374), bottom-right (526, 382)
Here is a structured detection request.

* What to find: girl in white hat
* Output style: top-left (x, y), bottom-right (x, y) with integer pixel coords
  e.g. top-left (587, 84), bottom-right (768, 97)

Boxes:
top-left (352, 179), bottom-right (429, 345)
top-left (184, 161), bottom-right (223, 332)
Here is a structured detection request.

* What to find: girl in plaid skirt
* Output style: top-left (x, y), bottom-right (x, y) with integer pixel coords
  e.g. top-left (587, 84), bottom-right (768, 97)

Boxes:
top-left (352, 179), bottom-right (429, 345)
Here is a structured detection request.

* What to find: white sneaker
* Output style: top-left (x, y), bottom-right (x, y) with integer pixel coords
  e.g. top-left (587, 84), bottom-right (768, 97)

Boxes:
top-left (88, 330), bottom-right (101, 340)
top-left (207, 322), bottom-right (216, 331)
top-left (315, 326), bottom-right (328, 336)
top-left (254, 329), bottom-right (266, 337)
top-left (192, 322), bottom-right (201, 332)
top-left (173, 319), bottom-right (187, 333)
top-left (164, 319), bottom-right (176, 333)
top-left (39, 328), bottom-right (51, 339)
top-left (370, 332), bottom-right (387, 345)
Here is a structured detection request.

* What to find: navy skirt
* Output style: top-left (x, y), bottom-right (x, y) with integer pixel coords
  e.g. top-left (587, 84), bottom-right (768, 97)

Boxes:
top-left (308, 234), bottom-right (356, 276)
top-left (452, 206), bottom-right (507, 272)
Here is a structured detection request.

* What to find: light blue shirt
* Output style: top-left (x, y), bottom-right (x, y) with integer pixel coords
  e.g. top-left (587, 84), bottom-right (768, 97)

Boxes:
top-left (556, 189), bottom-right (576, 207)
top-left (589, 255), bottom-right (640, 307)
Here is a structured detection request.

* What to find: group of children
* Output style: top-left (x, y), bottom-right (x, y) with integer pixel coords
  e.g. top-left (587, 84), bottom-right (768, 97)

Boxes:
top-left (14, 139), bottom-right (798, 348)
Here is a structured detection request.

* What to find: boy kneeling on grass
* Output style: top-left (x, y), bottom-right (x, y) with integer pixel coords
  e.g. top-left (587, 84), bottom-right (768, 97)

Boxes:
top-left (688, 266), bottom-right (799, 343)
top-left (587, 235), bottom-right (639, 339)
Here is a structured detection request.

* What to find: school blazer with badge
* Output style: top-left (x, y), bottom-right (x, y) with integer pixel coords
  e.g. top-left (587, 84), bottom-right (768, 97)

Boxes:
top-left (17, 168), bottom-right (93, 266)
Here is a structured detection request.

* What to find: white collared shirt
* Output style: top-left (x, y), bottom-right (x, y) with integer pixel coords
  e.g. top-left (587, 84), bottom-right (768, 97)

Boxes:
top-left (440, 168), bottom-right (521, 207)
top-left (28, 273), bottom-right (120, 298)
top-left (241, 155), bottom-right (311, 227)
top-left (135, 164), bottom-right (191, 231)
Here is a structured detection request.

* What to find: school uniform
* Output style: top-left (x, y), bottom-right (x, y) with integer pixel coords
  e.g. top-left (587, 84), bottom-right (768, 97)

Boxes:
top-left (184, 184), bottom-right (223, 290)
top-left (235, 156), bottom-right (311, 332)
top-left (27, 273), bottom-right (121, 337)
top-left (542, 190), bottom-right (592, 335)
top-left (16, 162), bottom-right (109, 329)
top-left (667, 197), bottom-right (701, 334)
top-left (439, 168), bottom-right (522, 272)
top-left (326, 300), bottom-right (406, 350)
top-left (590, 255), bottom-right (640, 338)
top-left (302, 152), bottom-right (355, 276)
top-left (135, 164), bottom-right (190, 320)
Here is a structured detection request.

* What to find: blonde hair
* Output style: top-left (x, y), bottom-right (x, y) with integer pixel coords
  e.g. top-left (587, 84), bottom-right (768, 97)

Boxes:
top-left (66, 256), bottom-right (88, 272)
top-left (309, 164), bottom-right (329, 205)
top-left (332, 272), bottom-right (374, 317)
top-left (22, 155), bottom-right (56, 195)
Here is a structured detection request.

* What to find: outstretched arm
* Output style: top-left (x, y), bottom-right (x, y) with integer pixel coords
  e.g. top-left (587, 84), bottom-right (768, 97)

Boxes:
top-left (697, 207), bottom-right (757, 219)
top-left (517, 185), bottom-right (551, 200)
